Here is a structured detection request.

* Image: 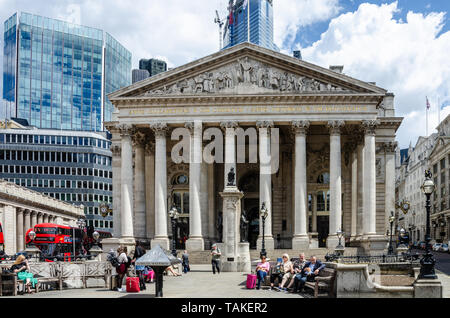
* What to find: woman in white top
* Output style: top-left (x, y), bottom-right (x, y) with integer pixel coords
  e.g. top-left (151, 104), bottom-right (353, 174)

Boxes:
top-left (115, 246), bottom-right (128, 291)
top-left (277, 254), bottom-right (294, 292)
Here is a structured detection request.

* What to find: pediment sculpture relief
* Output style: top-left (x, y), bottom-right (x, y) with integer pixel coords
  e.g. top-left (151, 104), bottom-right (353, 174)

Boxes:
top-left (143, 57), bottom-right (353, 96)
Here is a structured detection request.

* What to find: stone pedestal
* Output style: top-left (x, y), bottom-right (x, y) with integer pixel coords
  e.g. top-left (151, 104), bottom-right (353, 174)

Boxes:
top-left (186, 237), bottom-right (204, 251)
top-left (309, 232), bottom-right (319, 249)
top-left (256, 236), bottom-right (275, 252)
top-left (151, 238), bottom-right (170, 250)
top-left (397, 245), bottom-right (409, 256)
top-left (327, 235), bottom-right (340, 250)
top-left (359, 235), bottom-right (388, 256)
top-left (292, 236), bottom-right (310, 250)
top-left (414, 279), bottom-right (443, 298)
top-left (101, 237), bottom-right (136, 256)
top-left (89, 245), bottom-right (103, 261)
top-left (220, 187), bottom-right (250, 273)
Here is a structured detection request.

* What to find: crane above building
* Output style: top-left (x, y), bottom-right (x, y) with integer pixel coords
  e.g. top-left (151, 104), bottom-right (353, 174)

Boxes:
top-left (214, 10), bottom-right (225, 50)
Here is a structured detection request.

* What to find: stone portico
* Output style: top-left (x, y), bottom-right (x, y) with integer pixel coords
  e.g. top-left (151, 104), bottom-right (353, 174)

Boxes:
top-left (105, 43), bottom-right (402, 256)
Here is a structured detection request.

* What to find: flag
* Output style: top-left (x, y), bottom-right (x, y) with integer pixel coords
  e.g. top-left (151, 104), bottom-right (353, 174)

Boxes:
top-left (426, 97), bottom-right (431, 110)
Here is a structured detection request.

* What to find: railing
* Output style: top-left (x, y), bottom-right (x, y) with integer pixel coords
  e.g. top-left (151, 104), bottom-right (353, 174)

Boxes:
top-left (325, 252), bottom-right (421, 264)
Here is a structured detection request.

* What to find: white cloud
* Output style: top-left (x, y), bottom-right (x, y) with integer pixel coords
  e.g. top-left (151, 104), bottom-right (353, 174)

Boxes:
top-left (301, 1), bottom-right (450, 148)
top-left (274, 0), bottom-right (341, 50)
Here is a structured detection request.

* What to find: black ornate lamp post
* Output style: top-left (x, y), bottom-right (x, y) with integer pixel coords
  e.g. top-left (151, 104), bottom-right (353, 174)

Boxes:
top-left (168, 206), bottom-right (180, 257)
top-left (260, 202), bottom-right (268, 258)
top-left (419, 170), bottom-right (437, 279)
top-left (388, 211), bottom-right (395, 255)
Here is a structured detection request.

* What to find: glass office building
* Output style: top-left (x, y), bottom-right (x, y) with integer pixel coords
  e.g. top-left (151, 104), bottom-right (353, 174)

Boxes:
top-left (2, 12), bottom-right (131, 131)
top-left (223, 0), bottom-right (278, 51)
top-left (0, 122), bottom-right (114, 232)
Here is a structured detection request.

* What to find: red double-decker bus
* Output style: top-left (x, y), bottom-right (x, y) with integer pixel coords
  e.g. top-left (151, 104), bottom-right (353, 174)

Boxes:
top-left (0, 222), bottom-right (4, 252)
top-left (30, 223), bottom-right (111, 261)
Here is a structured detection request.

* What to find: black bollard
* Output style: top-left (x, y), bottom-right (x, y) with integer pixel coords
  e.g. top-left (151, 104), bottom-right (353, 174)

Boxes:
top-left (154, 267), bottom-right (165, 298)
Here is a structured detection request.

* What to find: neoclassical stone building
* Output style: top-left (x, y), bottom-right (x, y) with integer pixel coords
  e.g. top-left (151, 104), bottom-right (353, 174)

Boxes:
top-left (105, 43), bottom-right (402, 254)
top-left (0, 179), bottom-right (84, 255)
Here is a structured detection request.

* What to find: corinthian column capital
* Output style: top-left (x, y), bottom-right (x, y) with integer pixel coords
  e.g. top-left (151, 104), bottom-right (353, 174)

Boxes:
top-left (327, 120), bottom-right (345, 135)
top-left (256, 120), bottom-right (274, 129)
top-left (291, 120), bottom-right (310, 136)
top-left (362, 120), bottom-right (380, 136)
top-left (150, 123), bottom-right (168, 138)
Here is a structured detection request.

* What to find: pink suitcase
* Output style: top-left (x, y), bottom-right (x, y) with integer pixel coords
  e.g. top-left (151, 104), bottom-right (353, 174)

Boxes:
top-left (246, 274), bottom-right (257, 289)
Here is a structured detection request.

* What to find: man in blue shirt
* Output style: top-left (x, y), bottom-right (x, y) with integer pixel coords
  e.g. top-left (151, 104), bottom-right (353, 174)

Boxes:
top-left (292, 256), bottom-right (326, 293)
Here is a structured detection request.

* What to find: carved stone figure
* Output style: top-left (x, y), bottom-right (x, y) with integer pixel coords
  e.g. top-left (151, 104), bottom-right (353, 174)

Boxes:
top-left (194, 76), bottom-right (204, 93)
top-left (216, 212), bottom-right (223, 243)
top-left (239, 57), bottom-right (253, 83)
top-left (240, 210), bottom-right (250, 243)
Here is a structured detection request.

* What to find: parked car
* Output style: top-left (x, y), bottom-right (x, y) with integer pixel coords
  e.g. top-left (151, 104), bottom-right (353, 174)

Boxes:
top-left (439, 244), bottom-right (449, 253)
top-left (432, 243), bottom-right (442, 251)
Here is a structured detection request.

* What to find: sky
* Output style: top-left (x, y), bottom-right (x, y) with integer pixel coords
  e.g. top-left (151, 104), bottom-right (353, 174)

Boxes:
top-left (0, 0), bottom-right (449, 149)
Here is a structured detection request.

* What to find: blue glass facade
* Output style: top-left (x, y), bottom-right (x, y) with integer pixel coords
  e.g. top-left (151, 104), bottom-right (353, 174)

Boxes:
top-left (2, 12), bottom-right (131, 131)
top-left (223, 0), bottom-right (278, 51)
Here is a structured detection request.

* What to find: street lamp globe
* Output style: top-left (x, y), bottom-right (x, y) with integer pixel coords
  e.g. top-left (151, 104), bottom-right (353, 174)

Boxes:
top-left (169, 206), bottom-right (179, 219)
top-left (28, 231), bottom-right (36, 241)
top-left (260, 203), bottom-right (268, 219)
top-left (93, 231), bottom-right (100, 241)
top-left (421, 178), bottom-right (435, 195)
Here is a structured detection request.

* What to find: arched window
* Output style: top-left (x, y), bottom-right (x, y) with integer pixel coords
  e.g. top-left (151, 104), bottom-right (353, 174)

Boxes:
top-left (317, 172), bottom-right (330, 184)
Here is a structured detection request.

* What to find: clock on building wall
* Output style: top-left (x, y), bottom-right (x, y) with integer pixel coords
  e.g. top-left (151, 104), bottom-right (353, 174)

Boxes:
top-left (100, 203), bottom-right (111, 218)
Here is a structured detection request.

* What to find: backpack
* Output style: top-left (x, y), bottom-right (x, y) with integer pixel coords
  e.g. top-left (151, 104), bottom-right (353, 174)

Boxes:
top-left (126, 256), bottom-right (132, 269)
top-left (107, 252), bottom-right (119, 268)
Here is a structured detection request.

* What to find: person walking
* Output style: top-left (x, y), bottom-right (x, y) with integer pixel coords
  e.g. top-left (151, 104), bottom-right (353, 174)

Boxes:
top-left (132, 241), bottom-right (147, 291)
top-left (211, 244), bottom-right (222, 275)
top-left (182, 250), bottom-right (190, 274)
top-left (115, 246), bottom-right (128, 292)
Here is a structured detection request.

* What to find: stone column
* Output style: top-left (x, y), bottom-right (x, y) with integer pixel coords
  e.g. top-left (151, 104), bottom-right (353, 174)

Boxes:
top-left (24, 210), bottom-right (31, 237)
top-left (356, 140), bottom-right (365, 238)
top-left (384, 142), bottom-right (397, 233)
top-left (327, 120), bottom-right (345, 248)
top-left (133, 131), bottom-right (147, 240)
top-left (43, 214), bottom-right (49, 224)
top-left (207, 164), bottom-right (216, 242)
top-left (186, 121), bottom-right (204, 251)
top-left (351, 148), bottom-right (358, 240)
top-left (220, 121), bottom-right (238, 188)
top-left (31, 212), bottom-right (37, 228)
top-left (362, 120), bottom-right (377, 236)
top-left (119, 124), bottom-right (135, 244)
top-left (37, 213), bottom-right (43, 225)
top-left (3, 205), bottom-right (17, 255)
top-left (16, 208), bottom-right (24, 252)
top-left (145, 142), bottom-right (156, 241)
top-left (111, 144), bottom-right (122, 238)
top-left (291, 120), bottom-right (310, 250)
top-left (312, 194), bottom-right (318, 233)
top-left (151, 123), bottom-right (170, 249)
top-left (257, 121), bottom-right (274, 251)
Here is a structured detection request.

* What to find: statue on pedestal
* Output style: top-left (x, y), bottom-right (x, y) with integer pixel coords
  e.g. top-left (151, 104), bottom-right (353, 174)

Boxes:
top-left (240, 210), bottom-right (249, 243)
top-left (216, 212), bottom-right (223, 243)
top-left (227, 168), bottom-right (236, 186)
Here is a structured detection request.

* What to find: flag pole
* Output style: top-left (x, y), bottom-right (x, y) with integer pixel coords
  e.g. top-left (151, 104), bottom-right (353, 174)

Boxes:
top-left (438, 96), bottom-right (441, 126)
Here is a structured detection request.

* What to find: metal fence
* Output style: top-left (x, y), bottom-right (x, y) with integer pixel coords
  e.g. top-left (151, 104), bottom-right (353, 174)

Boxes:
top-left (325, 252), bottom-right (421, 264)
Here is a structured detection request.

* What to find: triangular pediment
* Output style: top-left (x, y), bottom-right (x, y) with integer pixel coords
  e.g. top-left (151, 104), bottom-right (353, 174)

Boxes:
top-left (109, 42), bottom-right (387, 100)
top-left (429, 136), bottom-right (450, 158)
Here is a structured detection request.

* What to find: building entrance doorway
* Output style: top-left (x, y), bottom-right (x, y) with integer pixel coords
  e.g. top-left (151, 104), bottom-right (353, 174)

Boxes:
top-left (244, 199), bottom-right (260, 249)
top-left (317, 216), bottom-right (329, 248)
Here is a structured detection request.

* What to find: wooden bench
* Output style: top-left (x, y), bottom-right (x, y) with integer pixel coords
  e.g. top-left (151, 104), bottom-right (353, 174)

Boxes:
top-left (304, 267), bottom-right (337, 298)
top-left (83, 261), bottom-right (111, 289)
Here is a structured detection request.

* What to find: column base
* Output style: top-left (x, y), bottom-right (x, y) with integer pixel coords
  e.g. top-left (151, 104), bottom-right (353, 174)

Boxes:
top-left (186, 237), bottom-right (204, 251)
top-left (151, 237), bottom-right (170, 250)
top-left (327, 235), bottom-right (340, 250)
top-left (257, 236), bottom-right (275, 251)
top-left (359, 234), bottom-right (388, 255)
top-left (101, 237), bottom-right (136, 257)
top-left (414, 279), bottom-right (443, 298)
top-left (292, 235), bottom-right (310, 250)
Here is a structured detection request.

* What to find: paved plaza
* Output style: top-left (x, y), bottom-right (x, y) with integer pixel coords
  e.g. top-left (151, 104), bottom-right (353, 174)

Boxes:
top-left (2, 263), bottom-right (449, 298)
